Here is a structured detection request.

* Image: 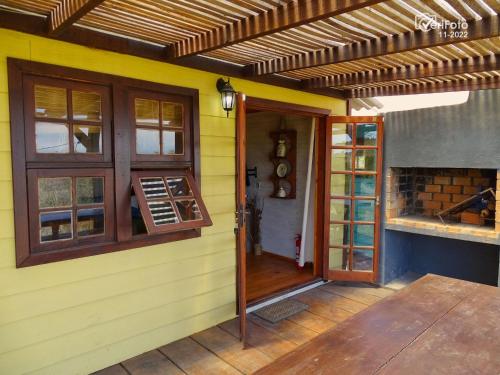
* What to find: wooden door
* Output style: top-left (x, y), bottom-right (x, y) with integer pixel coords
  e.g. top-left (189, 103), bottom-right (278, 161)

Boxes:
top-left (325, 116), bottom-right (384, 283)
top-left (235, 93), bottom-right (247, 344)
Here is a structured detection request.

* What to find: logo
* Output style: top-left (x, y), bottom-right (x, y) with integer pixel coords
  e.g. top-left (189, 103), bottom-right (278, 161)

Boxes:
top-left (415, 13), bottom-right (438, 32)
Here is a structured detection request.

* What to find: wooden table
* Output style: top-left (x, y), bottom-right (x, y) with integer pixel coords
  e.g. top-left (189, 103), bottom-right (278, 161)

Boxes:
top-left (255, 274), bottom-right (500, 375)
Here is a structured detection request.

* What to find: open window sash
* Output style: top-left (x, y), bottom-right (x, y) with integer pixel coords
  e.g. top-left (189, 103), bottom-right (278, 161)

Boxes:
top-left (131, 170), bottom-right (212, 234)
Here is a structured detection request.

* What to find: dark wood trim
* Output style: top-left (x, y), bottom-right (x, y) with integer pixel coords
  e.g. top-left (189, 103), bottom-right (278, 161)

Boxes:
top-left (245, 15), bottom-right (499, 76)
top-left (303, 54), bottom-right (500, 89)
top-left (168, 0), bottom-right (385, 58)
top-left (48, 0), bottom-right (106, 36)
top-left (0, 9), bottom-right (345, 99)
top-left (245, 97), bottom-right (331, 117)
top-left (348, 76), bottom-right (500, 98)
top-left (8, 58), bottom-right (208, 267)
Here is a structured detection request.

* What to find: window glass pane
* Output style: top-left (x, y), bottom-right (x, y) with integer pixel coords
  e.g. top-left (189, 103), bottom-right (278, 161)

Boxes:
top-left (35, 85), bottom-right (67, 119)
top-left (176, 200), bottom-right (203, 221)
top-left (38, 177), bottom-right (72, 208)
top-left (330, 224), bottom-right (350, 247)
top-left (140, 177), bottom-right (168, 199)
top-left (354, 175), bottom-right (376, 196)
top-left (331, 174), bottom-right (351, 196)
top-left (135, 98), bottom-right (159, 126)
top-left (77, 208), bottom-right (104, 237)
top-left (353, 224), bottom-right (375, 246)
top-left (356, 123), bottom-right (377, 146)
top-left (167, 177), bottom-right (192, 197)
top-left (329, 247), bottom-right (349, 271)
top-left (162, 102), bottom-right (183, 127)
top-left (331, 149), bottom-right (352, 171)
top-left (354, 200), bottom-right (375, 222)
top-left (74, 125), bottom-right (102, 153)
top-left (332, 123), bottom-right (352, 146)
top-left (137, 128), bottom-right (160, 154)
top-left (162, 131), bottom-right (183, 155)
top-left (76, 177), bottom-right (104, 205)
top-left (353, 249), bottom-right (373, 271)
top-left (72, 91), bottom-right (102, 121)
top-left (35, 122), bottom-right (69, 153)
top-left (355, 149), bottom-right (377, 171)
top-left (40, 211), bottom-right (72, 242)
top-left (148, 201), bottom-right (179, 225)
top-left (330, 199), bottom-right (351, 221)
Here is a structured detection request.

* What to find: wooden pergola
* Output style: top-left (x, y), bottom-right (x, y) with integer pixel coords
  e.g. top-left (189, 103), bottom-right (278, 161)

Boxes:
top-left (0, 0), bottom-right (498, 98)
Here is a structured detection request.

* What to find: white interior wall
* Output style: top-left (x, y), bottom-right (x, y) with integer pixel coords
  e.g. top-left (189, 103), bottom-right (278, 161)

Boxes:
top-left (246, 111), bottom-right (315, 262)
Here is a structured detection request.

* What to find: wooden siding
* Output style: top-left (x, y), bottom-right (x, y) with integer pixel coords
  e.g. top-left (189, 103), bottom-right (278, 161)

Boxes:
top-left (0, 28), bottom-right (345, 375)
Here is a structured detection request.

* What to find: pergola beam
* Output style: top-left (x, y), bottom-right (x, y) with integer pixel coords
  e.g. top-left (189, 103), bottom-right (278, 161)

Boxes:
top-left (48, 0), bottom-right (105, 36)
top-left (246, 15), bottom-right (499, 76)
top-left (303, 54), bottom-right (500, 89)
top-left (347, 75), bottom-right (500, 98)
top-left (167, 0), bottom-right (386, 59)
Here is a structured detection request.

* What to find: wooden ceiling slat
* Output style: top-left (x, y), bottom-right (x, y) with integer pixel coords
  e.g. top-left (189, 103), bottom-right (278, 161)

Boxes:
top-left (48, 0), bottom-right (106, 36)
top-left (245, 15), bottom-right (499, 75)
top-left (168, 0), bottom-right (386, 58)
top-left (304, 54), bottom-right (499, 88)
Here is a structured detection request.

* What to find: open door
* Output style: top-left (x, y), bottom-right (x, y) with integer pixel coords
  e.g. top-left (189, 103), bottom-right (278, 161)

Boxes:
top-left (325, 116), bottom-right (384, 283)
top-left (235, 93), bottom-right (247, 344)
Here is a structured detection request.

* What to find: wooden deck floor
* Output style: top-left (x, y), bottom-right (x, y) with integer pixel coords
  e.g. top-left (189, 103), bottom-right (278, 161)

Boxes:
top-left (93, 282), bottom-right (394, 375)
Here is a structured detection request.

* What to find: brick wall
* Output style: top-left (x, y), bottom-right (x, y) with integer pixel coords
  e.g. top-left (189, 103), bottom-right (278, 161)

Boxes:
top-left (386, 168), bottom-right (497, 228)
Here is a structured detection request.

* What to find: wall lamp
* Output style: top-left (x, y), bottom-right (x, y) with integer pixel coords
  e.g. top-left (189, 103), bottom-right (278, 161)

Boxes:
top-left (216, 78), bottom-right (236, 117)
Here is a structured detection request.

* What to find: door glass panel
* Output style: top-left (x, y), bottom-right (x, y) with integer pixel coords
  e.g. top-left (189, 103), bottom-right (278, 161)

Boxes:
top-left (355, 149), bottom-right (377, 171)
top-left (73, 125), bottom-right (102, 153)
top-left (38, 177), bottom-right (72, 208)
top-left (35, 85), bottom-right (67, 119)
top-left (40, 211), bottom-right (72, 242)
top-left (330, 224), bottom-right (350, 247)
top-left (356, 123), bottom-right (377, 146)
top-left (331, 149), bottom-right (352, 171)
top-left (332, 123), bottom-right (353, 146)
top-left (136, 128), bottom-right (160, 154)
top-left (353, 224), bottom-right (375, 246)
top-left (175, 200), bottom-right (203, 221)
top-left (162, 102), bottom-right (183, 127)
top-left (135, 98), bottom-right (159, 126)
top-left (330, 199), bottom-right (351, 221)
top-left (76, 177), bottom-right (104, 205)
top-left (329, 248), bottom-right (349, 271)
top-left (331, 174), bottom-right (351, 196)
top-left (77, 208), bottom-right (105, 236)
top-left (354, 175), bottom-right (376, 196)
top-left (35, 122), bottom-right (69, 153)
top-left (72, 91), bottom-right (102, 121)
top-left (354, 200), bottom-right (375, 221)
top-left (353, 249), bottom-right (373, 271)
top-left (162, 130), bottom-right (183, 155)
top-left (166, 177), bottom-right (192, 197)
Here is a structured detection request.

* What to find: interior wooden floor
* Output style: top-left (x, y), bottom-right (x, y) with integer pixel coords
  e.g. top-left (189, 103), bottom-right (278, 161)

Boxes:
top-left (93, 282), bottom-right (394, 375)
top-left (246, 252), bottom-right (315, 303)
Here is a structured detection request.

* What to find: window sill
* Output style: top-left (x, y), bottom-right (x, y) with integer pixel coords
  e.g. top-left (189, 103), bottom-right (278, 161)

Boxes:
top-left (17, 229), bottom-right (201, 268)
top-left (385, 216), bottom-right (500, 245)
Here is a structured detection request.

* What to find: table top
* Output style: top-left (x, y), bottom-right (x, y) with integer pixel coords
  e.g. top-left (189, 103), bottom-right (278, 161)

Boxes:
top-left (255, 274), bottom-right (500, 375)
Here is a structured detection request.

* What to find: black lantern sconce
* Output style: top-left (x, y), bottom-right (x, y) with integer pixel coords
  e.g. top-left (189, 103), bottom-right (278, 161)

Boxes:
top-left (216, 78), bottom-right (236, 117)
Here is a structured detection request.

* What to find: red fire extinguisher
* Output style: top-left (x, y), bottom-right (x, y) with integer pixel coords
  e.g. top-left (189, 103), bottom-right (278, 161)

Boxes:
top-left (295, 234), bottom-right (303, 270)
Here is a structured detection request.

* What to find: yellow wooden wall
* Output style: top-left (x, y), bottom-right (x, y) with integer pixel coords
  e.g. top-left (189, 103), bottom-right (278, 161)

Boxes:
top-left (0, 28), bottom-right (345, 375)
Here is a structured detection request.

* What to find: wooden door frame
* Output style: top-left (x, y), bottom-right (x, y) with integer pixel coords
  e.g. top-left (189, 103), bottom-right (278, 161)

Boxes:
top-left (236, 96), bottom-right (332, 308)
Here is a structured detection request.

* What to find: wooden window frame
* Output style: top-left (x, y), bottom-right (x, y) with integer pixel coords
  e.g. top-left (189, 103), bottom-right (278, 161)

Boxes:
top-left (8, 58), bottom-right (203, 268)
top-left (131, 170), bottom-right (212, 234)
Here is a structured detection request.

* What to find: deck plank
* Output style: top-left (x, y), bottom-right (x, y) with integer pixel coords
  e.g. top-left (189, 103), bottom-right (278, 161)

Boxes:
top-left (319, 283), bottom-right (386, 305)
top-left (285, 310), bottom-right (337, 334)
top-left (92, 364), bottom-right (129, 375)
top-left (122, 350), bottom-right (185, 375)
top-left (191, 326), bottom-right (273, 374)
top-left (255, 275), bottom-right (480, 375)
top-left (248, 314), bottom-right (318, 346)
top-left (219, 318), bottom-right (297, 359)
top-left (159, 337), bottom-right (241, 375)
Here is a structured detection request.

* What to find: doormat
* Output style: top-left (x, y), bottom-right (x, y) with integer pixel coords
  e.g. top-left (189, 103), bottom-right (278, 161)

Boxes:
top-left (253, 299), bottom-right (309, 323)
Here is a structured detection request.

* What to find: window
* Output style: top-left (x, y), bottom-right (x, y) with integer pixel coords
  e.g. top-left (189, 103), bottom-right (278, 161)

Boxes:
top-left (9, 59), bottom-right (211, 267)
